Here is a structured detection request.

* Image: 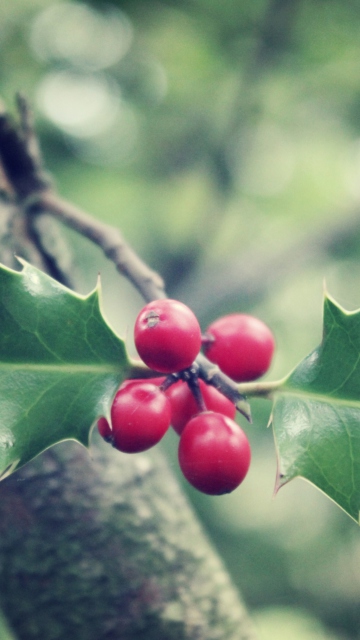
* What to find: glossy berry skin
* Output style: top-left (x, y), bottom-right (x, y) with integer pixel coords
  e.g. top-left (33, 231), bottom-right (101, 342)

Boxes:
top-left (111, 381), bottom-right (171, 453)
top-left (118, 376), bottom-right (165, 391)
top-left (178, 411), bottom-right (251, 495)
top-left (204, 313), bottom-right (275, 382)
top-left (134, 299), bottom-right (202, 373)
top-left (166, 379), bottom-right (236, 435)
top-left (97, 416), bottom-right (112, 441)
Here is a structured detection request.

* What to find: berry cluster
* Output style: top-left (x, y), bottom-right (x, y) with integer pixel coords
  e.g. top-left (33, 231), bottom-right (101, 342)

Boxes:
top-left (97, 299), bottom-right (275, 495)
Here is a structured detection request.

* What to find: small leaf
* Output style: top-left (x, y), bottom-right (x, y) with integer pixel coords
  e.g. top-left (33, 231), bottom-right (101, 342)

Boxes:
top-left (272, 293), bottom-right (360, 523)
top-left (0, 260), bottom-right (130, 478)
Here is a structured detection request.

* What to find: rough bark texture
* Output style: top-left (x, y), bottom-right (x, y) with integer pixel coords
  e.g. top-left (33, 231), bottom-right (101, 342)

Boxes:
top-left (0, 439), bottom-right (256, 640)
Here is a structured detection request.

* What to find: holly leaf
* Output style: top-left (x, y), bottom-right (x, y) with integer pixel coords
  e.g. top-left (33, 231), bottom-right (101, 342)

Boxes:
top-left (272, 293), bottom-right (360, 523)
top-left (0, 260), bottom-right (129, 478)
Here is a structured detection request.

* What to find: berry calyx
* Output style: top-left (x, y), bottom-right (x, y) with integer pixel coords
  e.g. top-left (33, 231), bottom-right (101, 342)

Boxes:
top-left (203, 313), bottom-right (275, 382)
top-left (134, 299), bottom-right (201, 373)
top-left (178, 411), bottom-right (251, 495)
top-left (166, 379), bottom-right (236, 435)
top-left (110, 381), bottom-right (171, 453)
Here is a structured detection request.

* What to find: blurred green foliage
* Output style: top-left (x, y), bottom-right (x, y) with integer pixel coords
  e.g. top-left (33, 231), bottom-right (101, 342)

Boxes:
top-left (2, 0), bottom-right (360, 638)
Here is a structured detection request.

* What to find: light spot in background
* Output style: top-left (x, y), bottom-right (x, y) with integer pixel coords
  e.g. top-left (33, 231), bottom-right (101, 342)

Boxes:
top-left (30, 2), bottom-right (168, 164)
top-left (36, 69), bottom-right (139, 164)
top-left (36, 71), bottom-right (120, 138)
top-left (30, 2), bottom-right (133, 71)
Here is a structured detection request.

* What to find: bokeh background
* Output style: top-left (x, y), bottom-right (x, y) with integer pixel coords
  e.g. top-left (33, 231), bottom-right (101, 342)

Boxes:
top-left (2, 0), bottom-right (360, 638)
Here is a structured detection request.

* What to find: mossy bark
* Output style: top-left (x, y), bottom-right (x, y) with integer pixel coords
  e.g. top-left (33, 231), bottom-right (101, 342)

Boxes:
top-left (0, 438), bottom-right (256, 639)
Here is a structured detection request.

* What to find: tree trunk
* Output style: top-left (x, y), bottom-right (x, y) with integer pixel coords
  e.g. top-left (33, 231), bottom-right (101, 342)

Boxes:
top-left (0, 439), bottom-right (256, 640)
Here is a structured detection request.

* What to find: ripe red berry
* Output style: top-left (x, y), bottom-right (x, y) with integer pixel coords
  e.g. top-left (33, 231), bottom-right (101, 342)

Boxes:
top-left (97, 416), bottom-right (112, 441)
top-left (165, 379), bottom-right (236, 435)
top-left (134, 299), bottom-right (201, 373)
top-left (203, 313), bottom-right (275, 382)
top-left (118, 376), bottom-right (165, 391)
top-left (111, 381), bottom-right (171, 453)
top-left (178, 411), bottom-right (251, 495)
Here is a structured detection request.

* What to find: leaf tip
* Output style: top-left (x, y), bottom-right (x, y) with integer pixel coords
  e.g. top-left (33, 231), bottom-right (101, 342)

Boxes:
top-left (96, 272), bottom-right (102, 293)
top-left (85, 277), bottom-right (102, 309)
top-left (14, 257), bottom-right (40, 278)
top-left (273, 469), bottom-right (289, 496)
top-left (15, 254), bottom-right (26, 268)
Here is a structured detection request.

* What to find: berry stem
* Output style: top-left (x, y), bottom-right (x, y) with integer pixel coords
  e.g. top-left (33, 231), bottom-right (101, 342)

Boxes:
top-left (160, 373), bottom-right (181, 392)
top-left (180, 363), bottom-right (207, 412)
top-left (186, 374), bottom-right (207, 413)
top-left (127, 357), bottom-right (282, 418)
top-left (196, 353), bottom-right (251, 421)
top-left (237, 379), bottom-right (284, 399)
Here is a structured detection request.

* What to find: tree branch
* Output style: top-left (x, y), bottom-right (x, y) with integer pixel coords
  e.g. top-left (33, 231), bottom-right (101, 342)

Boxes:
top-left (0, 95), bottom-right (50, 200)
top-left (28, 190), bottom-right (166, 302)
top-left (0, 438), bottom-right (258, 640)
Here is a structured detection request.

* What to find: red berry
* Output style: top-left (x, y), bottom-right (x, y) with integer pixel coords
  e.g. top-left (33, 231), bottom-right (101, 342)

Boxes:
top-left (203, 313), bottom-right (275, 382)
top-left (134, 299), bottom-right (201, 373)
top-left (97, 416), bottom-right (112, 441)
top-left (166, 379), bottom-right (236, 435)
top-left (178, 411), bottom-right (251, 495)
top-left (111, 381), bottom-right (171, 453)
top-left (118, 377), bottom-right (165, 391)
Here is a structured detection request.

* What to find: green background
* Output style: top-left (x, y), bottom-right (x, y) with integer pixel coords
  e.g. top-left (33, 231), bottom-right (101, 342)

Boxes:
top-left (2, 0), bottom-right (360, 638)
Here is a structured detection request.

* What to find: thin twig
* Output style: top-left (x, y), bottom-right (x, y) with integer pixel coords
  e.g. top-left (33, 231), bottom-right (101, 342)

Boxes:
top-left (16, 93), bottom-right (46, 181)
top-left (0, 98), bottom-right (49, 199)
top-left (0, 98), bottom-right (74, 285)
top-left (237, 378), bottom-right (284, 399)
top-left (30, 213), bottom-right (76, 289)
top-left (28, 190), bottom-right (166, 302)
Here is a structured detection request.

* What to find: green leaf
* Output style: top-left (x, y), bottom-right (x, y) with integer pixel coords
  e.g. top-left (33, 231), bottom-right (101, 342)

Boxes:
top-left (0, 260), bottom-right (129, 478)
top-left (272, 293), bottom-right (360, 523)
